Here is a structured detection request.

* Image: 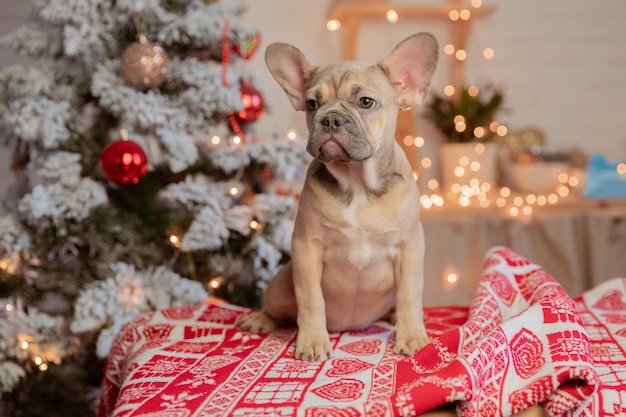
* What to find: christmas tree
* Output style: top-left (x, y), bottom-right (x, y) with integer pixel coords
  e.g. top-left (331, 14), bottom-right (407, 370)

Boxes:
top-left (0, 0), bottom-right (308, 415)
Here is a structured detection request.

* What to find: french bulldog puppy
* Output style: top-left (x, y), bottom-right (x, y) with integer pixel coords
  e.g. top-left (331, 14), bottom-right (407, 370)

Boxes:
top-left (239, 33), bottom-right (439, 362)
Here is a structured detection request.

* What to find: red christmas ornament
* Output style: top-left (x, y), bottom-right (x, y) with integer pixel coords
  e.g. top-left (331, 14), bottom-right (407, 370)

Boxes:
top-left (234, 82), bottom-right (265, 124)
top-left (233, 32), bottom-right (260, 60)
top-left (100, 139), bottom-right (148, 184)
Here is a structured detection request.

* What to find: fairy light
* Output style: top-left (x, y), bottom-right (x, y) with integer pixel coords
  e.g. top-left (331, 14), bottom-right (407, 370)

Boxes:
top-left (496, 125), bottom-right (508, 136)
top-left (474, 143), bottom-right (485, 154)
top-left (427, 179), bottom-right (439, 190)
top-left (403, 135), bottom-right (414, 146)
top-left (500, 187), bottom-right (511, 198)
top-left (459, 156), bottom-right (469, 166)
top-left (39, 363), bottom-right (48, 372)
top-left (168, 234), bottom-right (181, 249)
top-left (229, 187), bottom-right (239, 196)
top-left (421, 157), bottom-right (432, 169)
top-left (232, 135), bottom-right (242, 145)
top-left (618, 163), bottom-right (626, 175)
top-left (286, 129), bottom-right (298, 141)
top-left (483, 48), bottom-right (495, 59)
top-left (444, 44), bottom-right (456, 55)
top-left (446, 272), bottom-right (458, 284)
top-left (414, 136), bottom-right (425, 147)
top-left (211, 135), bottom-right (221, 145)
top-left (444, 85), bottom-right (455, 96)
top-left (20, 341), bottom-right (29, 350)
top-left (449, 10), bottom-right (460, 21)
top-left (459, 9), bottom-right (471, 20)
top-left (455, 49), bottom-right (467, 61)
top-left (249, 220), bottom-right (262, 231)
top-left (474, 126), bottom-right (485, 138)
top-left (327, 19), bottom-right (341, 31)
top-left (386, 9), bottom-right (399, 23)
top-left (467, 86), bottom-right (479, 97)
top-left (471, 0), bottom-right (482, 7)
top-left (208, 276), bottom-right (223, 290)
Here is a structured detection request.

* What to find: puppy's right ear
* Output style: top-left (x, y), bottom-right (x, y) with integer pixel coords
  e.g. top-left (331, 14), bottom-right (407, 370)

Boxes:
top-left (265, 43), bottom-right (317, 111)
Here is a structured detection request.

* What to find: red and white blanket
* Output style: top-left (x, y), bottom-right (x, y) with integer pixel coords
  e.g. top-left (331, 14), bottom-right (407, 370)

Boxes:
top-left (99, 247), bottom-right (626, 416)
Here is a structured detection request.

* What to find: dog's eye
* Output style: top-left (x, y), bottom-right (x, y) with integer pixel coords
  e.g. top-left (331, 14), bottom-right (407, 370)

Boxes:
top-left (359, 97), bottom-right (376, 109)
top-left (305, 99), bottom-right (318, 111)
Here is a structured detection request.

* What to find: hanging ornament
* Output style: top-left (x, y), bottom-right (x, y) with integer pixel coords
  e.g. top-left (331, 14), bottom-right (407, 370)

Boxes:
top-left (233, 32), bottom-right (260, 60)
top-left (234, 81), bottom-right (265, 124)
top-left (121, 34), bottom-right (169, 89)
top-left (100, 134), bottom-right (148, 185)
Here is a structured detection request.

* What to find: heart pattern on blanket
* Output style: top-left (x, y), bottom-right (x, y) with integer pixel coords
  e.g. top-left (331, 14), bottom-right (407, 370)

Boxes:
top-left (326, 359), bottom-right (374, 377)
top-left (339, 339), bottom-right (381, 355)
top-left (312, 378), bottom-right (365, 402)
top-left (593, 289), bottom-right (626, 311)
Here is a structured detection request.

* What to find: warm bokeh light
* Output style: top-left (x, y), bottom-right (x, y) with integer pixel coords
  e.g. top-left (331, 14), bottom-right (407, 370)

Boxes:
top-left (444, 44), bottom-right (456, 55)
top-left (327, 19), bottom-right (341, 31)
top-left (483, 48), bottom-right (495, 59)
top-left (444, 85), bottom-right (455, 96)
top-left (386, 9), bottom-right (399, 23)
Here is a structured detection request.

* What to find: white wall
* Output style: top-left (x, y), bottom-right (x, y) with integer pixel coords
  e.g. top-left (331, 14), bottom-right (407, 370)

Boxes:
top-left (2, 0), bottom-right (626, 203)
top-left (245, 0), bottom-right (626, 159)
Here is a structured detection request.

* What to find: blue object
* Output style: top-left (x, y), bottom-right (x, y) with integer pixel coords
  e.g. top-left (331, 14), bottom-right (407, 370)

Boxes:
top-left (582, 154), bottom-right (626, 199)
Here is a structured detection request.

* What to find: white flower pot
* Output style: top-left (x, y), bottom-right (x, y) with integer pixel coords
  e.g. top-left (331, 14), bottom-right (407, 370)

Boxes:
top-left (440, 142), bottom-right (499, 189)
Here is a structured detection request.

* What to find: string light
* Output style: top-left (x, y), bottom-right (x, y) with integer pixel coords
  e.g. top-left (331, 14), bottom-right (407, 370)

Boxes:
top-left (618, 163), bottom-right (626, 175)
top-left (414, 136), bottom-right (425, 147)
top-left (483, 48), bottom-right (495, 59)
top-left (286, 129), bottom-right (298, 141)
top-left (249, 220), bottom-right (262, 231)
top-left (168, 234), bottom-right (181, 249)
top-left (446, 272), bottom-right (458, 284)
top-left (229, 187), bottom-right (239, 196)
top-left (208, 276), bottom-right (223, 290)
top-left (327, 19), bottom-right (341, 31)
top-left (211, 135), bottom-right (221, 145)
top-left (386, 9), bottom-right (399, 23)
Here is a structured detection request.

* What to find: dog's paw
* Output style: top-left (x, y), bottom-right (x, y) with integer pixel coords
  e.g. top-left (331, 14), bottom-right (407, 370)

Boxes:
top-left (238, 311), bottom-right (278, 334)
top-left (295, 330), bottom-right (333, 362)
top-left (393, 328), bottom-right (429, 356)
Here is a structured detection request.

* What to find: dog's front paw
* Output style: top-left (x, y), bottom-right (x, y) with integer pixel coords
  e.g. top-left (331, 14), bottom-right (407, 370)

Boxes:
top-left (393, 327), bottom-right (429, 356)
top-left (295, 330), bottom-right (332, 362)
top-left (238, 311), bottom-right (278, 334)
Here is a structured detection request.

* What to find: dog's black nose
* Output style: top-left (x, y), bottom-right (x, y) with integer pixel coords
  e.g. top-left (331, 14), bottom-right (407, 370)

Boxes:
top-left (321, 112), bottom-right (345, 130)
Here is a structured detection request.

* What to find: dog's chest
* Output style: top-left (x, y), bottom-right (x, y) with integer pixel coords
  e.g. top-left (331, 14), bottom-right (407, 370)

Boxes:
top-left (322, 194), bottom-right (399, 270)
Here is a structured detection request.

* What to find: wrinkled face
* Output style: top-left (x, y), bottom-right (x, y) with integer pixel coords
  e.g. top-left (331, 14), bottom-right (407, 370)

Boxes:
top-left (303, 61), bottom-right (399, 163)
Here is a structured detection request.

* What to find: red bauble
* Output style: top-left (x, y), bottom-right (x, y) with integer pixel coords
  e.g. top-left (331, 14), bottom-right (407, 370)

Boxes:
top-left (234, 83), bottom-right (265, 124)
top-left (100, 140), bottom-right (148, 184)
top-left (233, 32), bottom-right (260, 60)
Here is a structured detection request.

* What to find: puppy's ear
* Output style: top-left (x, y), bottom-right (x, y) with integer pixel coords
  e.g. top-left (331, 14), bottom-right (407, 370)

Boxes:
top-left (265, 43), bottom-right (317, 111)
top-left (379, 32), bottom-right (439, 110)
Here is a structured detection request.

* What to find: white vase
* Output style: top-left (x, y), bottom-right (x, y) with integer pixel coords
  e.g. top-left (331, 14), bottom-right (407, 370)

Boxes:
top-left (439, 142), bottom-right (499, 190)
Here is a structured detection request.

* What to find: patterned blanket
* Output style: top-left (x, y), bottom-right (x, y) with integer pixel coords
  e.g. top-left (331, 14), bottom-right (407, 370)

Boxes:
top-left (99, 247), bottom-right (626, 416)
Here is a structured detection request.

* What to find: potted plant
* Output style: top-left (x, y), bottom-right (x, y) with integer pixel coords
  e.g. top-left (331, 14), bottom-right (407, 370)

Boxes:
top-left (424, 85), bottom-right (505, 189)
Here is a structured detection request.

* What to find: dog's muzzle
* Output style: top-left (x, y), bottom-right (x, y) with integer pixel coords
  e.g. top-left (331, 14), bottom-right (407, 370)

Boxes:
top-left (308, 111), bottom-right (373, 163)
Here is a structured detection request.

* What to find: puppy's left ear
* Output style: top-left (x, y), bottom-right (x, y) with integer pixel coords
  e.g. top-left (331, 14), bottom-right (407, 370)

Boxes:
top-left (265, 43), bottom-right (317, 111)
top-left (379, 32), bottom-right (439, 110)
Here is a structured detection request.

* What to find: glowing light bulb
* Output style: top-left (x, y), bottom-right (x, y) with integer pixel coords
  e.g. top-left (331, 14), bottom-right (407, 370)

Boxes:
top-left (327, 20), bottom-right (341, 31)
top-left (449, 10), bottom-right (460, 21)
top-left (444, 44), bottom-right (456, 55)
top-left (455, 49), bottom-right (467, 61)
top-left (467, 86), bottom-right (479, 97)
top-left (208, 276), bottom-right (223, 290)
top-left (500, 187), bottom-right (511, 197)
top-left (421, 157), bottom-right (432, 169)
top-left (286, 129), bottom-right (297, 140)
top-left (229, 187), bottom-right (239, 196)
top-left (471, 0), bottom-right (482, 7)
top-left (427, 179), bottom-right (439, 190)
top-left (459, 9), bottom-right (471, 20)
top-left (39, 363), bottom-right (48, 372)
top-left (618, 163), bottom-right (626, 175)
top-left (458, 156), bottom-right (469, 166)
top-left (403, 135), bottom-right (414, 146)
top-left (211, 136), bottom-right (221, 145)
top-left (386, 9), bottom-right (399, 23)
top-left (249, 220), bottom-right (262, 231)
top-left (483, 48), bottom-right (495, 59)
top-left (454, 166), bottom-right (465, 177)
top-left (21, 341), bottom-right (29, 350)
top-left (232, 136), bottom-right (242, 145)
top-left (470, 161), bottom-right (481, 172)
top-left (446, 273), bottom-right (458, 284)
top-left (414, 136), bottom-right (425, 147)
top-left (474, 143), bottom-right (486, 154)
top-left (444, 85), bottom-right (455, 96)
top-left (474, 126), bottom-right (485, 138)
top-left (168, 235), bottom-right (181, 248)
